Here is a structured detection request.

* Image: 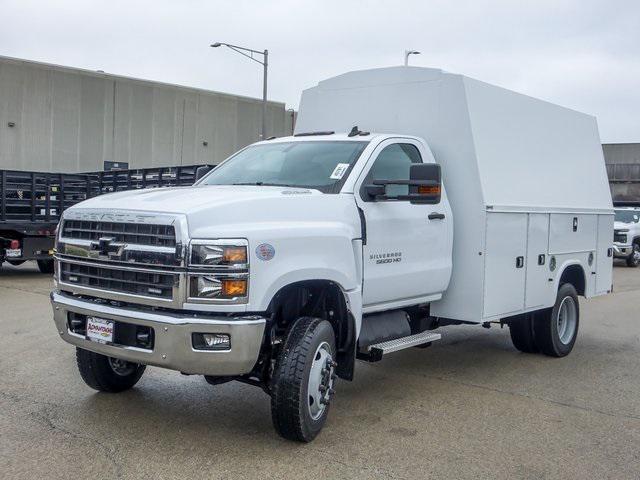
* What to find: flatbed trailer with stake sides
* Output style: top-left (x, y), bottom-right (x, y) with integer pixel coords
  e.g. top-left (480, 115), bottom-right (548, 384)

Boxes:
top-left (1, 165), bottom-right (211, 272)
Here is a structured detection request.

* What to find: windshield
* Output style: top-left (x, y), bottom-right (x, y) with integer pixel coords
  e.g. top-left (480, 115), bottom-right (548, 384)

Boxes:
top-left (615, 209), bottom-right (640, 223)
top-left (200, 141), bottom-right (368, 193)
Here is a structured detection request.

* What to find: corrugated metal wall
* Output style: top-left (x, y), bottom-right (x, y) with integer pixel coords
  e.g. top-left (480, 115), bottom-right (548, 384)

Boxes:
top-left (603, 143), bottom-right (640, 202)
top-left (0, 56), bottom-right (294, 172)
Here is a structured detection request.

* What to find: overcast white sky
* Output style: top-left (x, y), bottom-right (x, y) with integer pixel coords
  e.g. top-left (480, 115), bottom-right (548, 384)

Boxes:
top-left (2, 0), bottom-right (639, 142)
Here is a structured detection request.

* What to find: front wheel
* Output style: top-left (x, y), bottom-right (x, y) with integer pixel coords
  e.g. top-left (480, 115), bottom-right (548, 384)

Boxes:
top-left (534, 284), bottom-right (579, 357)
top-left (76, 348), bottom-right (146, 392)
top-left (270, 317), bottom-right (337, 442)
top-left (626, 243), bottom-right (640, 267)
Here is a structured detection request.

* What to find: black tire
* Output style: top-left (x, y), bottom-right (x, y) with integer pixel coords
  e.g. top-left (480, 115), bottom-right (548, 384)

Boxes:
top-left (37, 259), bottom-right (54, 274)
top-left (76, 348), bottom-right (146, 392)
top-left (507, 313), bottom-right (539, 353)
top-left (270, 317), bottom-right (337, 443)
top-left (534, 284), bottom-right (579, 357)
top-left (626, 243), bottom-right (640, 267)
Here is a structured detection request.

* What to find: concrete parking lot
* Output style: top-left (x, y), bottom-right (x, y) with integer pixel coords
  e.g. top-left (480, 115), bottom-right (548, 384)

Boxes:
top-left (1, 263), bottom-right (639, 480)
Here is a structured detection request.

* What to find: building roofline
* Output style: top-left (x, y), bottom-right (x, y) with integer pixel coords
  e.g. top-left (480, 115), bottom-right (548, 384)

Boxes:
top-left (0, 54), bottom-right (285, 107)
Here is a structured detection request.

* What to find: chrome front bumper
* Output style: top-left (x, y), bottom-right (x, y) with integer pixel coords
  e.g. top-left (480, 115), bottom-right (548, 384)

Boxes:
top-left (613, 243), bottom-right (633, 258)
top-left (51, 291), bottom-right (266, 376)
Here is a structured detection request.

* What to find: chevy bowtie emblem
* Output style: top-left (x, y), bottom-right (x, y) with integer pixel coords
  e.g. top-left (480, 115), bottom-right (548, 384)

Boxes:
top-left (90, 237), bottom-right (125, 258)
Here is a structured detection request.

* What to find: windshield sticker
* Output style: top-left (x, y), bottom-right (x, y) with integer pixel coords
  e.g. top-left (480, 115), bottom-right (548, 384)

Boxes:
top-left (330, 163), bottom-right (350, 180)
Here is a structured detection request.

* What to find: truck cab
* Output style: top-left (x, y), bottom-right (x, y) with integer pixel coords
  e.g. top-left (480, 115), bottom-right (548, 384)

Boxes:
top-left (51, 131), bottom-right (452, 440)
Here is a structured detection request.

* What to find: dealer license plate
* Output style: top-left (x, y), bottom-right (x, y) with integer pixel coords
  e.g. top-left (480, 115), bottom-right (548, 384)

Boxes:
top-left (86, 317), bottom-right (114, 344)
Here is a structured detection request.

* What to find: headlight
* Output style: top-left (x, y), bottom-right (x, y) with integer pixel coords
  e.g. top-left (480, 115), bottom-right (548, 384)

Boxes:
top-left (189, 275), bottom-right (248, 300)
top-left (190, 240), bottom-right (247, 267)
top-left (188, 240), bottom-right (249, 303)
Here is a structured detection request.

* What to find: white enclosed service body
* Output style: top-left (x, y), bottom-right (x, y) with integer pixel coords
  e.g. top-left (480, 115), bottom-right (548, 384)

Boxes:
top-left (296, 67), bottom-right (614, 322)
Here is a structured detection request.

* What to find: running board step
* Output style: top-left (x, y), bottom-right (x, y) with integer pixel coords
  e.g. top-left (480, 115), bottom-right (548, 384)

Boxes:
top-left (367, 331), bottom-right (441, 362)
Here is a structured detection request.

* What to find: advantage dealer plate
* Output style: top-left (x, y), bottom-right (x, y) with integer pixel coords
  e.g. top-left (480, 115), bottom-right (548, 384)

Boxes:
top-left (86, 317), bottom-right (114, 344)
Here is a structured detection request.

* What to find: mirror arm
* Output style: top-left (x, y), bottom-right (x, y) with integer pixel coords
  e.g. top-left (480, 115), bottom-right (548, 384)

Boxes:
top-left (372, 179), bottom-right (439, 187)
top-left (375, 194), bottom-right (433, 201)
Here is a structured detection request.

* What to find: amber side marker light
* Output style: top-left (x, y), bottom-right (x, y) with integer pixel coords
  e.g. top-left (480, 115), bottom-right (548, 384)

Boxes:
top-left (418, 185), bottom-right (441, 195)
top-left (222, 279), bottom-right (247, 296)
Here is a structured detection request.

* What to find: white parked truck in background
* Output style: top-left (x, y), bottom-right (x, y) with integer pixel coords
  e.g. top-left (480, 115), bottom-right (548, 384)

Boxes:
top-left (613, 207), bottom-right (640, 267)
top-left (50, 67), bottom-right (613, 442)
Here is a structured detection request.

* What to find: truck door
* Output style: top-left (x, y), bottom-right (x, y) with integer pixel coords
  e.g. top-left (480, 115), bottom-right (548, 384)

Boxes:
top-left (354, 139), bottom-right (452, 310)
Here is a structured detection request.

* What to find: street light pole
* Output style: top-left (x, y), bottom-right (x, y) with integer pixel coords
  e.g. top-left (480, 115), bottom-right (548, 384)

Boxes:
top-left (404, 50), bottom-right (420, 66)
top-left (262, 49), bottom-right (268, 141)
top-left (211, 42), bottom-right (269, 140)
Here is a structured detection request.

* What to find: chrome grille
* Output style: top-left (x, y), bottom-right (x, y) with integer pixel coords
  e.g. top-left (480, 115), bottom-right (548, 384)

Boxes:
top-left (60, 261), bottom-right (176, 300)
top-left (62, 220), bottom-right (176, 247)
top-left (614, 230), bottom-right (627, 243)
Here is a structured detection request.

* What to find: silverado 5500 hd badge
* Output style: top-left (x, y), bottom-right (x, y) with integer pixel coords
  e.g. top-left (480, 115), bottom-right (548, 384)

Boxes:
top-left (370, 252), bottom-right (402, 264)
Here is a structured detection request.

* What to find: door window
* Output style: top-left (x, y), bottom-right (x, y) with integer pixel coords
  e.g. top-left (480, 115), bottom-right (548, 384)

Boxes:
top-left (361, 143), bottom-right (422, 198)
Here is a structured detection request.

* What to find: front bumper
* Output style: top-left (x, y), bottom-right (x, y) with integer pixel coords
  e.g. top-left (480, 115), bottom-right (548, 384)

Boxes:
top-left (613, 243), bottom-right (633, 258)
top-left (51, 291), bottom-right (266, 376)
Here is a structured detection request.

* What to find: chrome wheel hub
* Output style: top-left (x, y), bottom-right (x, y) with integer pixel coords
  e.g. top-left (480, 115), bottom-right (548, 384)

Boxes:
top-left (307, 342), bottom-right (336, 420)
top-left (556, 296), bottom-right (577, 345)
top-left (108, 357), bottom-right (137, 376)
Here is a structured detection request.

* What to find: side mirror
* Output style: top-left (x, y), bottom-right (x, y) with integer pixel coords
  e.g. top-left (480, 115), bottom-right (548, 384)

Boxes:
top-left (408, 163), bottom-right (441, 204)
top-left (364, 163), bottom-right (442, 203)
top-left (195, 165), bottom-right (212, 183)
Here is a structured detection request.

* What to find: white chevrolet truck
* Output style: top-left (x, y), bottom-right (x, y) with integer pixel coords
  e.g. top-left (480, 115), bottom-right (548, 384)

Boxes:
top-left (613, 207), bottom-right (640, 267)
top-left (51, 67), bottom-right (613, 442)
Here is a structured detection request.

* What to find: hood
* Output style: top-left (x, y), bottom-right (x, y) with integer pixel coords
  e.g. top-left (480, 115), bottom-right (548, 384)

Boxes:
top-left (614, 221), bottom-right (632, 231)
top-left (72, 185), bottom-right (323, 215)
top-left (67, 185), bottom-right (359, 238)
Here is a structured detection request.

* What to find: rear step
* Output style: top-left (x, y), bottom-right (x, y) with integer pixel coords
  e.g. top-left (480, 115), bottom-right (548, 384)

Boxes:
top-left (366, 331), bottom-right (441, 362)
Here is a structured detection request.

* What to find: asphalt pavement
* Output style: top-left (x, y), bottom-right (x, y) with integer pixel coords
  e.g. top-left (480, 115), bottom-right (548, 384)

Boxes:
top-left (1, 261), bottom-right (639, 479)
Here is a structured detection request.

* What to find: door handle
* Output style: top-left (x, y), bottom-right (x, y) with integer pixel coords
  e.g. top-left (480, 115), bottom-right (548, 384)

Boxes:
top-left (428, 212), bottom-right (445, 220)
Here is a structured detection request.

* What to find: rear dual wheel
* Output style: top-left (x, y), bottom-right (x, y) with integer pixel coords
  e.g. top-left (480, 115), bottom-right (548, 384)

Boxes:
top-left (508, 283), bottom-right (579, 357)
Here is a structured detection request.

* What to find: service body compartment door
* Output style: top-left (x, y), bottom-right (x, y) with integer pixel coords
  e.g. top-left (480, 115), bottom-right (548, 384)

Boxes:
top-left (525, 213), bottom-right (552, 309)
top-left (483, 212), bottom-right (527, 318)
top-left (595, 214), bottom-right (614, 295)
top-left (549, 214), bottom-right (597, 254)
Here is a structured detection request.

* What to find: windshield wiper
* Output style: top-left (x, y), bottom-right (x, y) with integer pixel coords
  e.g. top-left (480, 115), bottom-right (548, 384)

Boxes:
top-left (231, 182), bottom-right (300, 188)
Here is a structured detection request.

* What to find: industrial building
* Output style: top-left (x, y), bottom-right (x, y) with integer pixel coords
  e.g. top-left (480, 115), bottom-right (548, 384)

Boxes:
top-left (0, 55), bottom-right (294, 172)
top-left (603, 143), bottom-right (640, 203)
